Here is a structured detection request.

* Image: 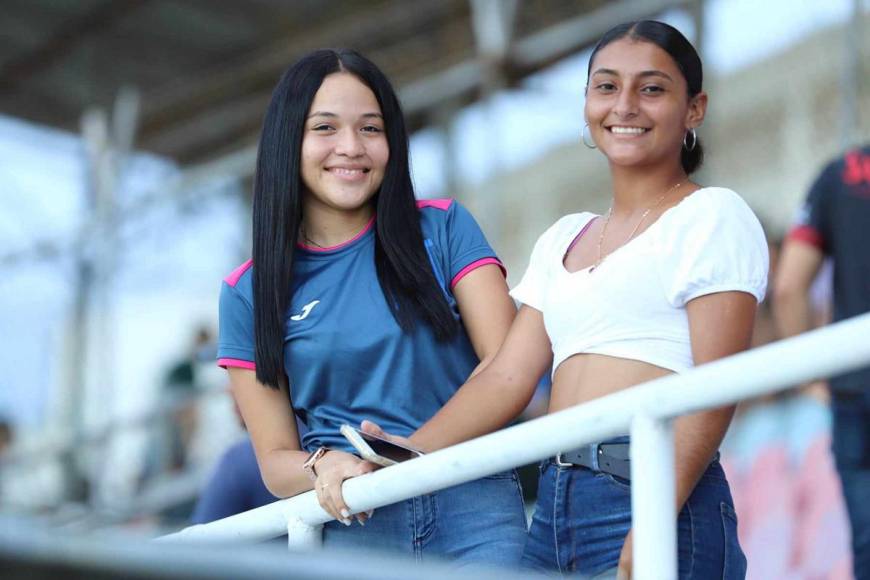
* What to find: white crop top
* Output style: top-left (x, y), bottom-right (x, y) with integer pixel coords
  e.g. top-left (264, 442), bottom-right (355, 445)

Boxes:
top-left (510, 187), bottom-right (769, 375)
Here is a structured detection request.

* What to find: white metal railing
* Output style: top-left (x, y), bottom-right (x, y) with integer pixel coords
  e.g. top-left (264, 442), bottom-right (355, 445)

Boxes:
top-left (159, 313), bottom-right (870, 580)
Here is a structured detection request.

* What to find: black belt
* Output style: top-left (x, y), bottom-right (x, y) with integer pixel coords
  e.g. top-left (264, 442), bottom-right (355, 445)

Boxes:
top-left (555, 442), bottom-right (632, 481)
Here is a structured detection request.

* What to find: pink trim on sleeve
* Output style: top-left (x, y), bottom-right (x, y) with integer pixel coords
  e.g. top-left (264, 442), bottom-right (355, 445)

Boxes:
top-left (224, 259), bottom-right (253, 287)
top-left (450, 257), bottom-right (506, 289)
top-left (416, 198), bottom-right (454, 211)
top-left (218, 358), bottom-right (256, 370)
top-left (787, 225), bottom-right (824, 250)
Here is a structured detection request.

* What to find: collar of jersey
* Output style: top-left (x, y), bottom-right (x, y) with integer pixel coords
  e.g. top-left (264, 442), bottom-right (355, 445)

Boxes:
top-left (296, 216), bottom-right (376, 256)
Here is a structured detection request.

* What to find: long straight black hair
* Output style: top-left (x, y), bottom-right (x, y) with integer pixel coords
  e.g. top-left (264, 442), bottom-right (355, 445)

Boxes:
top-left (588, 20), bottom-right (705, 174)
top-left (252, 49), bottom-right (459, 389)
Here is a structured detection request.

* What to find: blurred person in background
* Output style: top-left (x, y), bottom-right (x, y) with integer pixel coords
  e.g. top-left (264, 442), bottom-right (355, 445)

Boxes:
top-left (218, 49), bottom-right (527, 566)
top-left (0, 418), bottom-right (12, 503)
top-left (723, 236), bottom-right (849, 578)
top-left (190, 395), bottom-right (277, 525)
top-left (369, 20), bottom-right (765, 579)
top-left (163, 326), bottom-right (216, 472)
top-left (190, 436), bottom-right (274, 526)
top-left (774, 143), bottom-right (870, 580)
top-left (0, 419), bottom-right (11, 456)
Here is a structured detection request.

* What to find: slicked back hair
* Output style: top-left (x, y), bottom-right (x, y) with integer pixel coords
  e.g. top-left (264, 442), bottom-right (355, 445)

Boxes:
top-left (588, 20), bottom-right (705, 174)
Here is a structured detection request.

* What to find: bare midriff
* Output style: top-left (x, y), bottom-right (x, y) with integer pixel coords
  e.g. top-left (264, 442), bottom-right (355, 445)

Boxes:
top-left (548, 353), bottom-right (675, 413)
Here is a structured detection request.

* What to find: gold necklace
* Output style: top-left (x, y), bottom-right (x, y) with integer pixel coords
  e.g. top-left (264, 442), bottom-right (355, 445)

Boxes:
top-left (300, 225), bottom-right (326, 249)
top-left (591, 181), bottom-right (683, 272)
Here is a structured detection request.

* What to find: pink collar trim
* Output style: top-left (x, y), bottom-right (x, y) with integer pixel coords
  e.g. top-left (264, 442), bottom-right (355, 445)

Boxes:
top-left (297, 216), bottom-right (376, 252)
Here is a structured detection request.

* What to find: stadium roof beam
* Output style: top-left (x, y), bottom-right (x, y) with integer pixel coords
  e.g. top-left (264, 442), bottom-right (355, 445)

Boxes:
top-left (402, 0), bottom-right (695, 121)
top-left (1, 0), bottom-right (705, 269)
top-left (3, 0), bottom-right (632, 163)
top-left (0, 0), bottom-right (147, 90)
top-left (136, 0), bottom-right (468, 161)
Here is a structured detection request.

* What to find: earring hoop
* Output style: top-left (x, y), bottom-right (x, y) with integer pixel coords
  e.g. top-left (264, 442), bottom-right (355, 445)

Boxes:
top-left (683, 128), bottom-right (697, 152)
top-left (582, 123), bottom-right (597, 149)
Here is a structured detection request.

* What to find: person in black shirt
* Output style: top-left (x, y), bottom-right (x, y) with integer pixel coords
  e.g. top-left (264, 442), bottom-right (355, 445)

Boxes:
top-left (774, 144), bottom-right (870, 580)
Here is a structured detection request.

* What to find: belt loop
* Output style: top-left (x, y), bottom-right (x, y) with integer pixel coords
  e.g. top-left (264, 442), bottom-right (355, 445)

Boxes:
top-left (589, 443), bottom-right (601, 471)
top-left (555, 452), bottom-right (571, 468)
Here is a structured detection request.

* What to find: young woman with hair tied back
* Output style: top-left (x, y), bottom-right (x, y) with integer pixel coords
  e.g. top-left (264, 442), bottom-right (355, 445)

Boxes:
top-left (217, 49), bottom-right (527, 564)
top-left (366, 21), bottom-right (766, 578)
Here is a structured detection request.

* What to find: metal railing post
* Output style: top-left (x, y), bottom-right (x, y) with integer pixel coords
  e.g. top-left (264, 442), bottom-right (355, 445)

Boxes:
top-left (630, 414), bottom-right (676, 580)
top-left (286, 517), bottom-right (321, 550)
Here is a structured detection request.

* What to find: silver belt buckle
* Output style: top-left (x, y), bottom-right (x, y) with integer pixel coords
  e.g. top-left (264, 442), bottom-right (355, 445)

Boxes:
top-left (555, 452), bottom-right (572, 467)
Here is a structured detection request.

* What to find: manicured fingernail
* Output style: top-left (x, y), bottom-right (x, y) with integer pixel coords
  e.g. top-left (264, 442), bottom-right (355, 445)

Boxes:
top-left (340, 509), bottom-right (350, 518)
top-left (342, 518), bottom-right (352, 526)
top-left (356, 516), bottom-right (366, 526)
top-left (366, 509), bottom-right (374, 518)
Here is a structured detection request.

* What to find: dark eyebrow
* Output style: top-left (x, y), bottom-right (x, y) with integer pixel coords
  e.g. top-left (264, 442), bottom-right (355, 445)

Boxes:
top-left (637, 70), bottom-right (674, 82)
top-left (590, 68), bottom-right (674, 82)
top-left (306, 111), bottom-right (384, 119)
top-left (307, 111), bottom-right (337, 119)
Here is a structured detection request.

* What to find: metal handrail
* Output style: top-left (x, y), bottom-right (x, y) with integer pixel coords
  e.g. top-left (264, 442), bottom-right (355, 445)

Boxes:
top-left (159, 313), bottom-right (870, 578)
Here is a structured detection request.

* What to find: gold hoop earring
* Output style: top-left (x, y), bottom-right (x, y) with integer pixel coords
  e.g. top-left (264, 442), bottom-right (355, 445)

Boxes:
top-left (582, 123), bottom-right (597, 149)
top-left (683, 128), bottom-right (697, 152)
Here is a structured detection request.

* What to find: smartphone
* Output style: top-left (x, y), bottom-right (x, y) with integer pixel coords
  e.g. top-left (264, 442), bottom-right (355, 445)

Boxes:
top-left (340, 424), bottom-right (424, 467)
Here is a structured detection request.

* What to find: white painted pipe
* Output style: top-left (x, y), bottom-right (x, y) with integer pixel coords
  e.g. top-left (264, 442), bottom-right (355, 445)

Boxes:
top-left (631, 415), bottom-right (676, 580)
top-left (160, 313), bottom-right (870, 545)
top-left (286, 517), bottom-right (322, 550)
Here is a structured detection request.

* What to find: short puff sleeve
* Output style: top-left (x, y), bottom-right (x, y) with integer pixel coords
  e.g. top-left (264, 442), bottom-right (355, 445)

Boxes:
top-left (510, 220), bottom-right (562, 311)
top-left (217, 282), bottom-right (256, 368)
top-left (656, 188), bottom-right (769, 307)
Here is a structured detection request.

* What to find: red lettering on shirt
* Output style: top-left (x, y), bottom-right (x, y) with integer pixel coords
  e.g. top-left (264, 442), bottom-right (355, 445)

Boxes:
top-left (842, 151), bottom-right (870, 186)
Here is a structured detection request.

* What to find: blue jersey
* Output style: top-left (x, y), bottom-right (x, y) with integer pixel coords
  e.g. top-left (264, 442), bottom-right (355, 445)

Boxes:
top-left (218, 199), bottom-right (504, 453)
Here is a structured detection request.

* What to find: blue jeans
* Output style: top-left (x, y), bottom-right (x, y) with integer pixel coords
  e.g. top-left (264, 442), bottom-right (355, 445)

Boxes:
top-left (831, 392), bottom-right (870, 580)
top-left (522, 455), bottom-right (747, 578)
top-left (323, 471), bottom-right (527, 568)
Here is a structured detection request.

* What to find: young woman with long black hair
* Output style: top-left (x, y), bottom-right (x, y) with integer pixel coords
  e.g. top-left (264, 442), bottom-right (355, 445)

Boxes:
top-left (217, 49), bottom-right (527, 564)
top-left (367, 21), bottom-right (765, 578)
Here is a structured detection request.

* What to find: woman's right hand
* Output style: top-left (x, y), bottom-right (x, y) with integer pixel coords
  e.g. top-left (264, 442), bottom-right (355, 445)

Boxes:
top-left (312, 450), bottom-right (378, 525)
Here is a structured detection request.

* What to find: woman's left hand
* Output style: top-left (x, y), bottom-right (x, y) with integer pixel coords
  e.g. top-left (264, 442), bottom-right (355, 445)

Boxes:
top-left (360, 420), bottom-right (421, 451)
top-left (617, 528), bottom-right (633, 580)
